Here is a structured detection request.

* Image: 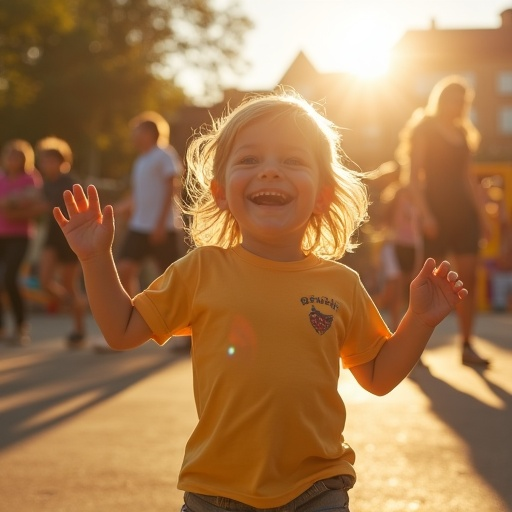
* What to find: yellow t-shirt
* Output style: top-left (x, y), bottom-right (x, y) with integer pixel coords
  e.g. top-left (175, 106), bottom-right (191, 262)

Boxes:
top-left (133, 245), bottom-right (391, 508)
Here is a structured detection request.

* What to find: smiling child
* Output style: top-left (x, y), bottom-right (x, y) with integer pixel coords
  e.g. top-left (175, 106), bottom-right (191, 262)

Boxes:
top-left (53, 91), bottom-right (467, 511)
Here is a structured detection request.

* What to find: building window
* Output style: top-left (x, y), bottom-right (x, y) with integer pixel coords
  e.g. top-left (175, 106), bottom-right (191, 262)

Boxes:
top-left (497, 72), bottom-right (512, 95)
top-left (498, 106), bottom-right (512, 134)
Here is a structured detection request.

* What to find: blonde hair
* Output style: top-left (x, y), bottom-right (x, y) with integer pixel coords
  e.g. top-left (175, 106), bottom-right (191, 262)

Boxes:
top-left (1, 139), bottom-right (35, 173)
top-left (36, 136), bottom-right (73, 173)
top-left (183, 90), bottom-right (369, 260)
top-left (129, 111), bottom-right (170, 147)
top-left (396, 75), bottom-right (481, 164)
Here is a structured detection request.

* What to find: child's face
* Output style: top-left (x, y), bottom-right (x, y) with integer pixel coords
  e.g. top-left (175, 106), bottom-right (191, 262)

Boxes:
top-left (214, 115), bottom-right (330, 260)
top-left (3, 149), bottom-right (25, 175)
top-left (38, 153), bottom-right (62, 178)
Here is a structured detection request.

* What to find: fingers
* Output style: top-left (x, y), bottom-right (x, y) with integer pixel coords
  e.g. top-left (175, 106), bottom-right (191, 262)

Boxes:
top-left (433, 260), bottom-right (451, 278)
top-left (63, 188), bottom-right (79, 216)
top-left (86, 184), bottom-right (101, 214)
top-left (102, 204), bottom-right (114, 226)
top-left (432, 260), bottom-right (468, 300)
top-left (451, 277), bottom-right (467, 298)
top-left (457, 288), bottom-right (469, 300)
top-left (53, 206), bottom-right (68, 228)
top-left (417, 257), bottom-right (437, 278)
top-left (418, 258), bottom-right (468, 299)
top-left (447, 270), bottom-right (458, 283)
top-left (62, 184), bottom-right (100, 218)
top-left (73, 183), bottom-right (89, 211)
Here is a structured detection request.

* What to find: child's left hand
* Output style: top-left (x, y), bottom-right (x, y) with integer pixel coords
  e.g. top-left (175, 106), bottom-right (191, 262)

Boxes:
top-left (409, 258), bottom-right (468, 327)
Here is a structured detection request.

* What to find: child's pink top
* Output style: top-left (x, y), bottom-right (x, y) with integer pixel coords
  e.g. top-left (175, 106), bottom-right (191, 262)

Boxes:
top-left (392, 188), bottom-right (421, 246)
top-left (0, 170), bottom-right (41, 237)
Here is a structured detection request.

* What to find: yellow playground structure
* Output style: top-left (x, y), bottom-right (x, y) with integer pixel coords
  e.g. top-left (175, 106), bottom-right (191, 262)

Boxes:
top-left (474, 162), bottom-right (512, 310)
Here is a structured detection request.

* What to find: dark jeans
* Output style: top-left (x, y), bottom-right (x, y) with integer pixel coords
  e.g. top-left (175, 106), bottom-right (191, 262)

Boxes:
top-left (181, 475), bottom-right (355, 512)
top-left (0, 236), bottom-right (29, 329)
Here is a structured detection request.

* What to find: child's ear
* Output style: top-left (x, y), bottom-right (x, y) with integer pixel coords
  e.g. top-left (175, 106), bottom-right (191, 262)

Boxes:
top-left (313, 185), bottom-right (334, 215)
top-left (211, 180), bottom-right (228, 210)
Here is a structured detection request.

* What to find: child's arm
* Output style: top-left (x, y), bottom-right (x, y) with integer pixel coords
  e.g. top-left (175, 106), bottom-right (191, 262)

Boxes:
top-left (350, 259), bottom-right (467, 395)
top-left (53, 184), bottom-right (153, 350)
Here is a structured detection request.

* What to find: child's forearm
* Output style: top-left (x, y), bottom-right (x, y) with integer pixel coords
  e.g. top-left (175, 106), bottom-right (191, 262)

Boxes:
top-left (80, 251), bottom-right (148, 349)
top-left (368, 309), bottom-right (434, 394)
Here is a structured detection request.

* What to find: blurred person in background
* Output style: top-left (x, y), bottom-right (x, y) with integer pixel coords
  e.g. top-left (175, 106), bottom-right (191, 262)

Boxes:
top-left (93, 112), bottom-right (186, 353)
top-left (376, 164), bottom-right (422, 331)
top-left (115, 111), bottom-right (184, 296)
top-left (396, 75), bottom-right (490, 366)
top-left (0, 140), bottom-right (42, 345)
top-left (36, 137), bottom-right (87, 349)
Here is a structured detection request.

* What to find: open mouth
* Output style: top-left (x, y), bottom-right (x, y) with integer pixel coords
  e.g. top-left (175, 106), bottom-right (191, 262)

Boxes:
top-left (249, 191), bottom-right (292, 206)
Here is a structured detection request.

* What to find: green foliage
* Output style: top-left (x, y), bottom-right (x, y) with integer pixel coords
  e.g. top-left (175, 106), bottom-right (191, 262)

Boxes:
top-left (0, 0), bottom-right (251, 179)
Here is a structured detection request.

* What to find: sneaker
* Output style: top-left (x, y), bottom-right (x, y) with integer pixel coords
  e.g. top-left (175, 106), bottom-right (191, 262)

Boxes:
top-left (462, 345), bottom-right (490, 367)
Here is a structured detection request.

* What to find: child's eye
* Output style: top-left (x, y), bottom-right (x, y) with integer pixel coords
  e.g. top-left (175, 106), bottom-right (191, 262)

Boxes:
top-left (239, 156), bottom-right (258, 165)
top-left (285, 157), bottom-right (304, 166)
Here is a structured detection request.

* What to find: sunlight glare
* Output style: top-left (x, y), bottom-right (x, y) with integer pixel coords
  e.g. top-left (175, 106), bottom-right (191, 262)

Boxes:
top-left (335, 17), bottom-right (399, 80)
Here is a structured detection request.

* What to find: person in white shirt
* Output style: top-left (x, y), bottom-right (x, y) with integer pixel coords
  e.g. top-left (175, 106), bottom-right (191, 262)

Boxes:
top-left (116, 111), bottom-right (184, 297)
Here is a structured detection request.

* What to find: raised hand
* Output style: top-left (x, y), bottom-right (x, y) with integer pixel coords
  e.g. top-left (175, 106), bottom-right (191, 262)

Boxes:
top-left (409, 258), bottom-right (468, 327)
top-left (53, 184), bottom-right (114, 262)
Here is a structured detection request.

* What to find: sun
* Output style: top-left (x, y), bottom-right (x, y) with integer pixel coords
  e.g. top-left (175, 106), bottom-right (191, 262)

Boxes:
top-left (323, 17), bottom-right (400, 80)
top-left (342, 37), bottom-right (392, 79)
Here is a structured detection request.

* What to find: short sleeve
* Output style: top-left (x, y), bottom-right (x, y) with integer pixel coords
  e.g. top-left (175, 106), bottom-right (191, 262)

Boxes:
top-left (161, 146), bottom-right (183, 179)
top-left (132, 263), bottom-right (192, 345)
top-left (340, 277), bottom-right (392, 369)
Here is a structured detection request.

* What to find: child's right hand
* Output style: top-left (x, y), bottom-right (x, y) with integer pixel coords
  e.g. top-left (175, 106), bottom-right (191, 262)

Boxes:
top-left (53, 184), bottom-right (114, 262)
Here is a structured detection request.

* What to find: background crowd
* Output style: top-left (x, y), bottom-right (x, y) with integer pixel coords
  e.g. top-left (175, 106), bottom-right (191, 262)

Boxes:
top-left (0, 74), bottom-right (509, 369)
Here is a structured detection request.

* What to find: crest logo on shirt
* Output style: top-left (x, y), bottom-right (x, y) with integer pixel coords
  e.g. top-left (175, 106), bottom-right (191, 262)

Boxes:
top-left (300, 295), bottom-right (338, 335)
top-left (308, 306), bottom-right (333, 335)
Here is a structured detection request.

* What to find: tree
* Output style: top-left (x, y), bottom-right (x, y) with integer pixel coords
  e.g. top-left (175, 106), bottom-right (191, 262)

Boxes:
top-left (0, 0), bottom-right (252, 178)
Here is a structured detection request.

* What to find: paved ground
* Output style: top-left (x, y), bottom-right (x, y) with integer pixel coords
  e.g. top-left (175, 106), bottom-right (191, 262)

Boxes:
top-left (0, 310), bottom-right (511, 512)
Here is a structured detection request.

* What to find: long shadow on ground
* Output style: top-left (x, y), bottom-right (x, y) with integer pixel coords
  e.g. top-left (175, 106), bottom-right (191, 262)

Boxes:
top-left (0, 323), bottom-right (189, 452)
top-left (411, 312), bottom-right (512, 510)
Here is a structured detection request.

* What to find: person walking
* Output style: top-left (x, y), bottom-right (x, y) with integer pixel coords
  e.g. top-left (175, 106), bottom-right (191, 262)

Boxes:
top-left (116, 111), bottom-right (184, 297)
top-left (396, 75), bottom-right (489, 366)
top-left (93, 112), bottom-right (185, 353)
top-left (0, 140), bottom-right (42, 345)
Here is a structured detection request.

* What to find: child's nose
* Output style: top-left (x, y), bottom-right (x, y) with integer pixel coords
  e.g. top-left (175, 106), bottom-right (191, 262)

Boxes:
top-left (258, 160), bottom-right (281, 179)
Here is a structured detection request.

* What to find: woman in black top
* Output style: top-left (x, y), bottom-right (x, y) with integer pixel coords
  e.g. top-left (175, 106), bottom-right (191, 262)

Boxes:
top-left (397, 76), bottom-right (489, 366)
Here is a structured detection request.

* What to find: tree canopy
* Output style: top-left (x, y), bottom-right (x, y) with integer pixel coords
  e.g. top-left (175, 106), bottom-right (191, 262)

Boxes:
top-left (0, 0), bottom-right (251, 178)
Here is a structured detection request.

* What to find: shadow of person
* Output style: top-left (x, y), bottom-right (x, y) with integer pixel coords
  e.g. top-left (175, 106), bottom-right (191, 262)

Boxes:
top-left (0, 342), bottom-right (188, 452)
top-left (409, 364), bottom-right (512, 510)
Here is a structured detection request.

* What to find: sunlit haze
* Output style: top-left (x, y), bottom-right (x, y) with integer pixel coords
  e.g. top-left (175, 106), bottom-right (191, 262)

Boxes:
top-left (223, 0), bottom-right (512, 91)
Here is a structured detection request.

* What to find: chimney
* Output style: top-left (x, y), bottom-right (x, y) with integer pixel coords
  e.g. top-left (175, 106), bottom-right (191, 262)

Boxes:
top-left (500, 8), bottom-right (512, 28)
